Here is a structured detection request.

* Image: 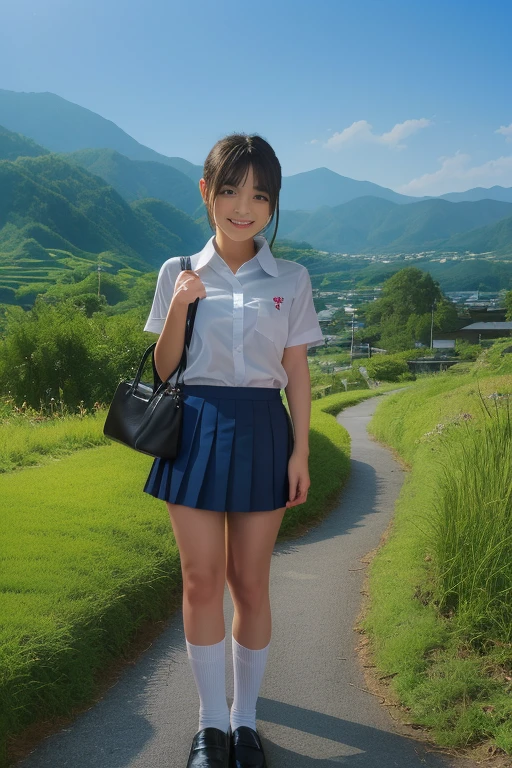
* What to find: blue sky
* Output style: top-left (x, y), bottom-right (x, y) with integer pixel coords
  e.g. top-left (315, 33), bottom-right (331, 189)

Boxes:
top-left (1, 0), bottom-right (511, 196)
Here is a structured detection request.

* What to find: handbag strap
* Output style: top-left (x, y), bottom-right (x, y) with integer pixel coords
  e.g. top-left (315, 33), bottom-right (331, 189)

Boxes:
top-left (132, 342), bottom-right (165, 397)
top-left (151, 255), bottom-right (199, 388)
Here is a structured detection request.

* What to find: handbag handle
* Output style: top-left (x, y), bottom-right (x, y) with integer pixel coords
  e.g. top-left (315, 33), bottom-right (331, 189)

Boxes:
top-left (151, 255), bottom-right (199, 388)
top-left (131, 342), bottom-right (159, 393)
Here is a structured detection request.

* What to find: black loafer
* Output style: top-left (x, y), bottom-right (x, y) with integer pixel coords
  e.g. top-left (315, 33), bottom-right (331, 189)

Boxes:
top-left (186, 726), bottom-right (230, 767)
top-left (230, 726), bottom-right (267, 768)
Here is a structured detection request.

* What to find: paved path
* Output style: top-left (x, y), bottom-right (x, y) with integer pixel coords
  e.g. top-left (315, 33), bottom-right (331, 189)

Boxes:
top-left (17, 393), bottom-right (466, 767)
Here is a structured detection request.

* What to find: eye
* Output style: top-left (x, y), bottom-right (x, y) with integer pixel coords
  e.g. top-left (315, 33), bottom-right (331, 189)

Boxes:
top-left (219, 188), bottom-right (269, 201)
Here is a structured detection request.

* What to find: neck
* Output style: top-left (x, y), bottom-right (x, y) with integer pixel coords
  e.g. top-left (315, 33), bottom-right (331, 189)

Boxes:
top-left (213, 230), bottom-right (258, 272)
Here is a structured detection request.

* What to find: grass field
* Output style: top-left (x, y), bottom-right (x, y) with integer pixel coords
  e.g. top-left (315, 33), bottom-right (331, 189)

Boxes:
top-left (0, 410), bottom-right (109, 473)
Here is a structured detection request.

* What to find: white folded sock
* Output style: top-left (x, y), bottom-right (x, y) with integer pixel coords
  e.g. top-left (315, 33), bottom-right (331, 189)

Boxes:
top-left (230, 635), bottom-right (270, 732)
top-left (186, 637), bottom-right (230, 734)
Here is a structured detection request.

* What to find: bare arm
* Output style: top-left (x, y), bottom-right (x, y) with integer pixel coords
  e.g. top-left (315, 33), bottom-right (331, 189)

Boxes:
top-left (283, 343), bottom-right (311, 457)
top-left (282, 343), bottom-right (311, 507)
top-left (153, 270), bottom-right (206, 382)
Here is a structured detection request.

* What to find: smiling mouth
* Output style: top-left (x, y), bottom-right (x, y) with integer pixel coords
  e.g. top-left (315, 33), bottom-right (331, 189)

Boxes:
top-left (228, 219), bottom-right (254, 227)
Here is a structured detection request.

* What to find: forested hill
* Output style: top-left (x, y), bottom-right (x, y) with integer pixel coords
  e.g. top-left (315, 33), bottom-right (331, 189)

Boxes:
top-left (0, 152), bottom-right (206, 304)
top-left (0, 125), bottom-right (49, 161)
top-left (444, 211), bottom-right (512, 254)
top-left (64, 148), bottom-right (203, 216)
top-left (277, 196), bottom-right (512, 254)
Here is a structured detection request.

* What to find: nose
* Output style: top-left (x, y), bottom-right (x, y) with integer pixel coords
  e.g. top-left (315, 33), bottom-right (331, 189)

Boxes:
top-left (234, 196), bottom-right (252, 216)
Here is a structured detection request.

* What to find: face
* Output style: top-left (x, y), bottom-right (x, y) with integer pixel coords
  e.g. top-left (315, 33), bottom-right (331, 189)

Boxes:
top-left (200, 164), bottom-right (272, 241)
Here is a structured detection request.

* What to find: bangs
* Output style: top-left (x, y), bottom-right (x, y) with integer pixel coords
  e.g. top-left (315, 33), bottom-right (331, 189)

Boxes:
top-left (218, 154), bottom-right (271, 195)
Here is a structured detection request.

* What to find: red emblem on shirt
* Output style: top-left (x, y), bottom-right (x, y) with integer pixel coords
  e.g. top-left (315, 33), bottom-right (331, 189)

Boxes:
top-left (273, 296), bottom-right (284, 310)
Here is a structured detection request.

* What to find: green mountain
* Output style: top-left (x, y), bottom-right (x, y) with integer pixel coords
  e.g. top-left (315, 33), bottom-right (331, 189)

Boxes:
top-left (277, 196), bottom-right (512, 253)
top-left (64, 148), bottom-right (203, 216)
top-left (0, 124), bottom-right (49, 161)
top-left (444, 213), bottom-right (512, 255)
top-left (0, 153), bottom-right (205, 302)
top-left (0, 89), bottom-right (203, 182)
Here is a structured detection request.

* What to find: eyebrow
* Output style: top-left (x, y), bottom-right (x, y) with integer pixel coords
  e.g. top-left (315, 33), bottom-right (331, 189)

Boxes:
top-left (223, 181), bottom-right (269, 193)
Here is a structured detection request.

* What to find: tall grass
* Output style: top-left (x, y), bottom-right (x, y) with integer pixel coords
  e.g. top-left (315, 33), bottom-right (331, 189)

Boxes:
top-left (365, 371), bottom-right (512, 751)
top-left (429, 394), bottom-right (512, 646)
top-left (0, 410), bottom-right (108, 473)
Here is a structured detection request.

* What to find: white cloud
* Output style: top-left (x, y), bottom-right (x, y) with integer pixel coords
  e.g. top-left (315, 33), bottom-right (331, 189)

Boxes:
top-left (325, 120), bottom-right (375, 148)
top-left (397, 151), bottom-right (512, 196)
top-left (379, 118), bottom-right (432, 149)
top-left (320, 118), bottom-right (432, 151)
top-left (496, 123), bottom-right (512, 142)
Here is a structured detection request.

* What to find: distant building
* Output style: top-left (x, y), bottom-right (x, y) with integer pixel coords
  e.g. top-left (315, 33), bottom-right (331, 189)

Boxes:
top-left (433, 339), bottom-right (456, 349)
top-left (433, 321), bottom-right (512, 345)
top-left (467, 307), bottom-right (507, 323)
top-left (317, 309), bottom-right (336, 321)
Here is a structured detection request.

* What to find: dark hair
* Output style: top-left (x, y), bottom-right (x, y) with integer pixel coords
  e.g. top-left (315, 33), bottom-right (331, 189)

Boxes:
top-left (202, 133), bottom-right (281, 249)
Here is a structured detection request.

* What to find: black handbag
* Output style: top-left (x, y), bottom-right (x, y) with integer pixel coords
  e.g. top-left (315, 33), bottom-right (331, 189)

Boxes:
top-left (103, 256), bottom-right (199, 459)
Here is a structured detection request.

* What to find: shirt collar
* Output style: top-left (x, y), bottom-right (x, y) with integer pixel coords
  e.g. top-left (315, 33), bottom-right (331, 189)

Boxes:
top-left (195, 235), bottom-right (278, 277)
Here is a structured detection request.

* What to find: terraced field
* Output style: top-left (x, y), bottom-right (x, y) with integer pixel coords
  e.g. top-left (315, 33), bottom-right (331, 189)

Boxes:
top-left (0, 248), bottom-right (147, 301)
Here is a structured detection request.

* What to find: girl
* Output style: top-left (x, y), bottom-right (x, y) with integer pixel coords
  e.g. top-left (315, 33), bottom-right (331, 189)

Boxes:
top-left (143, 134), bottom-right (324, 768)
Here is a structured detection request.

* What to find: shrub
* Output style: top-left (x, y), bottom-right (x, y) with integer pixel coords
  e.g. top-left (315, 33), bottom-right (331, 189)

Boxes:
top-left (0, 300), bottom-right (150, 410)
top-left (365, 357), bottom-right (409, 381)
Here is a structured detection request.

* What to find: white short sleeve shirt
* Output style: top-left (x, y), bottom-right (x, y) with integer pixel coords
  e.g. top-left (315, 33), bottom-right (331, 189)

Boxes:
top-left (144, 234), bottom-right (325, 388)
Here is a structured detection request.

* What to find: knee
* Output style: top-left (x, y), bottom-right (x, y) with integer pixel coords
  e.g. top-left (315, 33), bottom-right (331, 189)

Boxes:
top-left (183, 566), bottom-right (225, 607)
top-left (227, 567), bottom-right (268, 611)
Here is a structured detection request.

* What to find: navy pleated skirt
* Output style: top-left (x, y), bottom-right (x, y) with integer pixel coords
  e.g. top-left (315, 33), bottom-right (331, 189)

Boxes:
top-left (143, 385), bottom-right (295, 513)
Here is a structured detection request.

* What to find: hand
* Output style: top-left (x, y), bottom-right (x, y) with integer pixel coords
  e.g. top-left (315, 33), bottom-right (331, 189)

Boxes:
top-left (172, 270), bottom-right (207, 307)
top-left (286, 450), bottom-right (310, 508)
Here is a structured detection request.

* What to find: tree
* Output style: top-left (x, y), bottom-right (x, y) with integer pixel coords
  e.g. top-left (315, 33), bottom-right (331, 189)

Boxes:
top-left (505, 290), bottom-right (512, 321)
top-left (381, 266), bottom-right (441, 318)
top-left (358, 267), bottom-right (448, 351)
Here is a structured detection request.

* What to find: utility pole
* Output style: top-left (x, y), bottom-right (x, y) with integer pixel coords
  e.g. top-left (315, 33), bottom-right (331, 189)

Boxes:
top-left (350, 311), bottom-right (356, 359)
top-left (97, 262), bottom-right (102, 297)
top-left (430, 300), bottom-right (436, 350)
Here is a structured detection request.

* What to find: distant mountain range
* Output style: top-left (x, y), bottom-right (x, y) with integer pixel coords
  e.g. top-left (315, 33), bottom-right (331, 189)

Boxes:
top-left (0, 89), bottom-right (512, 286)
top-left (277, 196), bottom-right (512, 254)
top-left (439, 186), bottom-right (512, 204)
top-left (2, 88), bottom-right (512, 211)
top-left (280, 166), bottom-right (421, 208)
top-left (0, 89), bottom-right (202, 181)
top-left (1, 123), bottom-right (512, 273)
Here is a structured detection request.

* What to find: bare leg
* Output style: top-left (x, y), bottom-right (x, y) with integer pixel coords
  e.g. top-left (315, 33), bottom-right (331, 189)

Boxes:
top-left (166, 502), bottom-right (227, 645)
top-left (226, 506), bottom-right (286, 649)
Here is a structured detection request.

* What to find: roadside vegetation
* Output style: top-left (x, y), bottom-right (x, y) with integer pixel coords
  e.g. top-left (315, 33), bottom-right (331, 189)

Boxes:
top-left (363, 339), bottom-right (512, 756)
